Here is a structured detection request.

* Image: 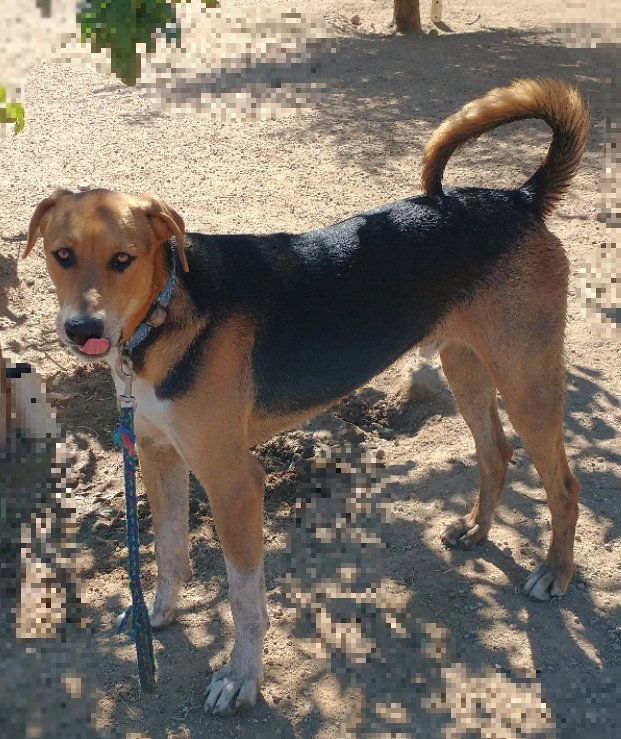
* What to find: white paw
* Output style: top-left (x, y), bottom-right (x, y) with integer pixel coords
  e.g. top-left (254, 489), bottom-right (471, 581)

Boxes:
top-left (524, 563), bottom-right (567, 601)
top-left (115, 601), bottom-right (176, 632)
top-left (148, 602), bottom-right (177, 629)
top-left (204, 663), bottom-right (260, 715)
top-left (441, 518), bottom-right (487, 549)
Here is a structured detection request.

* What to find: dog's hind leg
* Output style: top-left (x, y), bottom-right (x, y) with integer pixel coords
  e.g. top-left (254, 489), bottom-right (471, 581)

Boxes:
top-left (492, 351), bottom-right (580, 601)
top-left (440, 342), bottom-right (513, 549)
top-left (136, 438), bottom-right (191, 628)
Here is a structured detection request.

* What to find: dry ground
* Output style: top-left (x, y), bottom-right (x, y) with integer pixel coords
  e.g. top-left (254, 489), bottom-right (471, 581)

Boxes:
top-left (1, 1), bottom-right (619, 737)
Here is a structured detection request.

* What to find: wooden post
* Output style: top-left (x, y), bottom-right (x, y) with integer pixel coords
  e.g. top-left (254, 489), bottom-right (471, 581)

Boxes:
top-left (393, 0), bottom-right (422, 33)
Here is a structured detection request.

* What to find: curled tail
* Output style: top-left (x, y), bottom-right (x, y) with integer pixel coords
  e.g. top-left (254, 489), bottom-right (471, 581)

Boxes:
top-left (421, 78), bottom-right (589, 218)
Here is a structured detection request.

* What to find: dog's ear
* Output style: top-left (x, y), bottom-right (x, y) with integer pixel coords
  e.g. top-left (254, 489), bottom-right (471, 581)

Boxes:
top-left (139, 193), bottom-right (189, 273)
top-left (23, 189), bottom-right (73, 259)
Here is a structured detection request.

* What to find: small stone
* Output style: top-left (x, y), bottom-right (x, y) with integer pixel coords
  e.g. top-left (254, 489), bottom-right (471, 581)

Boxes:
top-left (429, 28), bottom-right (439, 36)
top-left (272, 694), bottom-right (282, 704)
top-left (350, 15), bottom-right (361, 25)
top-left (25, 277), bottom-right (35, 286)
top-left (77, 181), bottom-right (91, 191)
top-left (502, 546), bottom-right (512, 558)
top-left (302, 689), bottom-right (310, 697)
top-left (48, 285), bottom-right (57, 293)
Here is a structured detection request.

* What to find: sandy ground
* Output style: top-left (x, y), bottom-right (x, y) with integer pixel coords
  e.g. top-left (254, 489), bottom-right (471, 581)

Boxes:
top-left (1, 1), bottom-right (620, 737)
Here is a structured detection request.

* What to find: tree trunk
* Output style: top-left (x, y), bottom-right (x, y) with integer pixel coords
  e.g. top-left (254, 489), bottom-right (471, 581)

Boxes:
top-left (393, 0), bottom-right (422, 33)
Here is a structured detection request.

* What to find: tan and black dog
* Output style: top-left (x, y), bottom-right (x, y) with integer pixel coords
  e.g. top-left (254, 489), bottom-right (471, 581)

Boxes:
top-left (24, 78), bottom-right (588, 714)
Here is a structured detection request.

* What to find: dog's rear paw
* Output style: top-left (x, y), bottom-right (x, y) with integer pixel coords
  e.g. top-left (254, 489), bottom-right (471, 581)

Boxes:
top-left (441, 518), bottom-right (487, 549)
top-left (204, 664), bottom-right (260, 715)
top-left (524, 563), bottom-right (569, 601)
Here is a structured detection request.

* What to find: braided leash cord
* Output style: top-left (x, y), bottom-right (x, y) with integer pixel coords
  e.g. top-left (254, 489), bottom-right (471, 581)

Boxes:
top-left (111, 242), bottom-right (178, 693)
top-left (113, 403), bottom-right (156, 693)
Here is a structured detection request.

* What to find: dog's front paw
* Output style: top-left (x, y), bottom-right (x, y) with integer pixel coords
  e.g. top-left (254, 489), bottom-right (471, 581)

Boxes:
top-left (441, 517), bottom-right (487, 549)
top-left (204, 663), bottom-right (260, 715)
top-left (524, 563), bottom-right (570, 601)
top-left (148, 602), bottom-right (177, 629)
top-left (115, 602), bottom-right (176, 632)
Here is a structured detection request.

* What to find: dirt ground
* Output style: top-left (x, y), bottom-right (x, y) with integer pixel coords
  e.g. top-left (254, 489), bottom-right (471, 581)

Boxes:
top-left (1, 1), bottom-right (620, 737)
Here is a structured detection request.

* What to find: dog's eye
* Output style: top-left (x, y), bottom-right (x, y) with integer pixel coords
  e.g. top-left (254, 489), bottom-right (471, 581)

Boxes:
top-left (109, 252), bottom-right (135, 272)
top-left (53, 247), bottom-right (75, 267)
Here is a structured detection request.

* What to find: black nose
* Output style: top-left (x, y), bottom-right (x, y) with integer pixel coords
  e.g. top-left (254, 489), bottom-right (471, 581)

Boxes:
top-left (64, 314), bottom-right (105, 345)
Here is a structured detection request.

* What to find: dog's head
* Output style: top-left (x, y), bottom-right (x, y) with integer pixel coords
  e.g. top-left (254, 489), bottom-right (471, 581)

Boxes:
top-left (24, 189), bottom-right (188, 361)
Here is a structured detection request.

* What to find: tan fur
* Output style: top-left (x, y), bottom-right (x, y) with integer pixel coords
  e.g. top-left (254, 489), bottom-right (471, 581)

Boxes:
top-left (421, 78), bottom-right (589, 217)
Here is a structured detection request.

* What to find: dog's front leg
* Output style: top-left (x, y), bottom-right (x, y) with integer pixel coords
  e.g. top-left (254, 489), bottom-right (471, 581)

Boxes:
top-left (200, 454), bottom-right (269, 715)
top-left (136, 437), bottom-right (191, 628)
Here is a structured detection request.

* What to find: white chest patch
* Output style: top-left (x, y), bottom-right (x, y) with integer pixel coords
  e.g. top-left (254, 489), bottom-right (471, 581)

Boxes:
top-left (108, 352), bottom-right (173, 448)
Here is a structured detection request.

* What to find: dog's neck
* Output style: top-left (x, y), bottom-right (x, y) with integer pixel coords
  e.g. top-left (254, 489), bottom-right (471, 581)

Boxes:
top-left (119, 269), bottom-right (205, 384)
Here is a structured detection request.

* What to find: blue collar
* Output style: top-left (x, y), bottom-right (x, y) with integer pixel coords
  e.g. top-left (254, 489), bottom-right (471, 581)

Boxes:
top-left (124, 243), bottom-right (177, 355)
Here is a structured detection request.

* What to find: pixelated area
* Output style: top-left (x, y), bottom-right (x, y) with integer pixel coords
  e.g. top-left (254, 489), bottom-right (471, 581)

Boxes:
top-left (556, 0), bottom-right (620, 340)
top-left (279, 443), bottom-right (614, 737)
top-left (576, 242), bottom-right (621, 340)
top-left (1, 359), bottom-right (93, 737)
top-left (132, 6), bottom-right (336, 121)
top-left (1, 3), bottom-right (336, 125)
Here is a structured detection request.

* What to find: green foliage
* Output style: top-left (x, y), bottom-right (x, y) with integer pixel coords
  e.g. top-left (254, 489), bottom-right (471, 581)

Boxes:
top-left (78, 0), bottom-right (219, 86)
top-left (0, 86), bottom-right (25, 134)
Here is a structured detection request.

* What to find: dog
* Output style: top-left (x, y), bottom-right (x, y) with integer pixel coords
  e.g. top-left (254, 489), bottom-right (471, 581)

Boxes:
top-left (24, 78), bottom-right (588, 714)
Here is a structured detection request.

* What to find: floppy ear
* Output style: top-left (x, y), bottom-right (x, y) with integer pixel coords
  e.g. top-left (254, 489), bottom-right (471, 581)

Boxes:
top-left (23, 189), bottom-right (73, 259)
top-left (140, 193), bottom-right (189, 273)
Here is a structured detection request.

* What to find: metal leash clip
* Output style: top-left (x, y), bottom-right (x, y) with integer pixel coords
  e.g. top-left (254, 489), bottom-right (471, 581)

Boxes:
top-left (115, 349), bottom-right (136, 409)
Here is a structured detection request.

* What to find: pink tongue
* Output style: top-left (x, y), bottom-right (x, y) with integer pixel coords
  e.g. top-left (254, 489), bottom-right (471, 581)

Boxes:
top-left (80, 337), bottom-right (111, 355)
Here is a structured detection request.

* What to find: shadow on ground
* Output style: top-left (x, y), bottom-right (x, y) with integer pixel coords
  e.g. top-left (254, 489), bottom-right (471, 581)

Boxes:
top-left (135, 24), bottom-right (609, 187)
top-left (21, 347), bottom-right (619, 738)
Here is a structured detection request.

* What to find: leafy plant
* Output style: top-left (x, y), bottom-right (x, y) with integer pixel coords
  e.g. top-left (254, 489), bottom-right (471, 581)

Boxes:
top-left (77, 0), bottom-right (219, 86)
top-left (0, 87), bottom-right (25, 134)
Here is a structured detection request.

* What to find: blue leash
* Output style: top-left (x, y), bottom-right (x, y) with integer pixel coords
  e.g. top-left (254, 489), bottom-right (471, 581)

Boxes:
top-left (113, 387), bottom-right (156, 693)
top-left (112, 241), bottom-right (179, 693)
